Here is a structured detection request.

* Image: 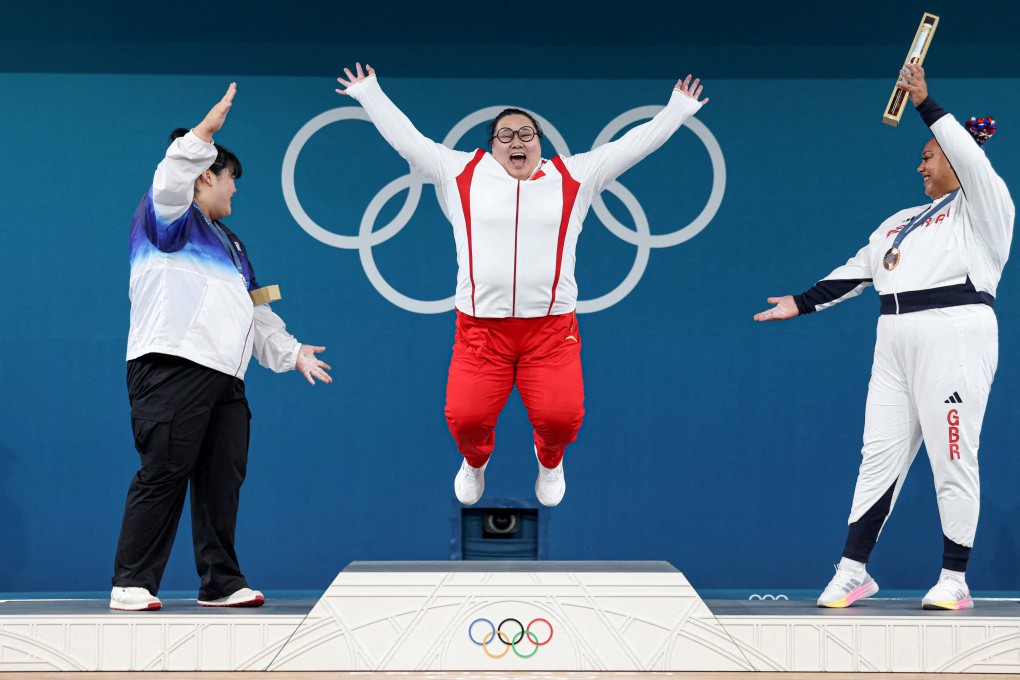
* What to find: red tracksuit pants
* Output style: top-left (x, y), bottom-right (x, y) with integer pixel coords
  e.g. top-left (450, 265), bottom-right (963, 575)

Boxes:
top-left (445, 310), bottom-right (585, 469)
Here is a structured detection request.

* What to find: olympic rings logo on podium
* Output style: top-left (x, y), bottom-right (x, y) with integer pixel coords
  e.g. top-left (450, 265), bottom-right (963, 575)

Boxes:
top-left (282, 103), bottom-right (726, 314)
top-left (468, 617), bottom-right (553, 659)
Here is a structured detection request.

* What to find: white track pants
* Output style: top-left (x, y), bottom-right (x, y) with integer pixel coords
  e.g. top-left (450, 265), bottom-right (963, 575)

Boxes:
top-left (848, 305), bottom-right (997, 548)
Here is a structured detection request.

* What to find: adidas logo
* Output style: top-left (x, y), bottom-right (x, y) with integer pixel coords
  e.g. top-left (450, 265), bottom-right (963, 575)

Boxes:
top-left (944, 391), bottom-right (963, 404)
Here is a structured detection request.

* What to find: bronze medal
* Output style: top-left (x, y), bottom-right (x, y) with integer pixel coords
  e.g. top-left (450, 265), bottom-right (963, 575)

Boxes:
top-left (883, 247), bottom-right (901, 271)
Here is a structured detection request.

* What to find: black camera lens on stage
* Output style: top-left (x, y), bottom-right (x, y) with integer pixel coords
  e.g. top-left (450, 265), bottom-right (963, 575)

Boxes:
top-left (482, 510), bottom-right (520, 537)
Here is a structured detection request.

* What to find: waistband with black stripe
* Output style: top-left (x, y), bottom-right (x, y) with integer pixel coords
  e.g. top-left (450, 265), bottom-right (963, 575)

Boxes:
top-left (879, 278), bottom-right (994, 315)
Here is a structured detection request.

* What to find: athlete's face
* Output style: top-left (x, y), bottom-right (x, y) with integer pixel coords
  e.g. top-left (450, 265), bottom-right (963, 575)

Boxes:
top-left (917, 138), bottom-right (960, 199)
top-left (196, 168), bottom-right (237, 221)
top-left (490, 113), bottom-right (543, 180)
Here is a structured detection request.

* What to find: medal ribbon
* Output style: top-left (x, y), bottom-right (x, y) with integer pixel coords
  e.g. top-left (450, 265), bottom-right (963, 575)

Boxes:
top-left (890, 190), bottom-right (959, 251)
top-left (201, 211), bottom-right (249, 289)
top-left (209, 216), bottom-right (250, 289)
top-left (194, 200), bottom-right (247, 285)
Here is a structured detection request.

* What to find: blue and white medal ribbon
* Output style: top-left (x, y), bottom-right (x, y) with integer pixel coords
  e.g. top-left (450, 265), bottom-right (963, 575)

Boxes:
top-left (883, 189), bottom-right (959, 271)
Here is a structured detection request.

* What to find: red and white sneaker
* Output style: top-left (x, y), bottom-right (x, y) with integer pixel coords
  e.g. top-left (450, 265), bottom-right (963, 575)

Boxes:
top-left (922, 570), bottom-right (973, 610)
top-left (817, 564), bottom-right (879, 608)
top-left (198, 587), bottom-right (265, 607)
top-left (110, 586), bottom-right (162, 611)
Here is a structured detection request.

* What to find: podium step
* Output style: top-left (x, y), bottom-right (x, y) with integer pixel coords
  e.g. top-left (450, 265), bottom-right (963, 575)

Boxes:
top-left (270, 560), bottom-right (747, 671)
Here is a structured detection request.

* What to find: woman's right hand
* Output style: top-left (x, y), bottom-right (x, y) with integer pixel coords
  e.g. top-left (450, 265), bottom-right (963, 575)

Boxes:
top-left (193, 82), bottom-right (236, 142)
top-left (674, 74), bottom-right (708, 105)
top-left (336, 62), bottom-right (375, 95)
top-left (753, 295), bottom-right (799, 322)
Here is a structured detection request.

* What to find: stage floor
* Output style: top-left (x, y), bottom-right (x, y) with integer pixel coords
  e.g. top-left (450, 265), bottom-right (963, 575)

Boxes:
top-left (706, 598), bottom-right (1020, 617)
top-left (3, 596), bottom-right (1018, 618)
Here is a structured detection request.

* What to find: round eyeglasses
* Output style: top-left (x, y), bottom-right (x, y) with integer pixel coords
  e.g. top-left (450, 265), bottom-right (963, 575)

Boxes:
top-left (493, 126), bottom-right (538, 143)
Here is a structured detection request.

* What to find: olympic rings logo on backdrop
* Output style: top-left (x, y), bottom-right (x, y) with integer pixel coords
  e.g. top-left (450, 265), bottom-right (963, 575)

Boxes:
top-left (282, 104), bottom-right (726, 314)
top-left (468, 617), bottom-right (553, 659)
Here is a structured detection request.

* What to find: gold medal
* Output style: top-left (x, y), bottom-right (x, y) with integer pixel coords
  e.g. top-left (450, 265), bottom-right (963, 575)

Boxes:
top-left (883, 247), bottom-right (901, 271)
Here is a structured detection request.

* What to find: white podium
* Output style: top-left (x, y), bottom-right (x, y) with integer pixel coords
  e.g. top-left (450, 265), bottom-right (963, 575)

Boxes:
top-left (269, 560), bottom-right (749, 671)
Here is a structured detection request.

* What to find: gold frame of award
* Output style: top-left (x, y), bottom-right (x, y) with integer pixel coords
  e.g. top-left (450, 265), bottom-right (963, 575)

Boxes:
top-left (882, 12), bottom-right (939, 127)
top-left (249, 284), bottom-right (281, 306)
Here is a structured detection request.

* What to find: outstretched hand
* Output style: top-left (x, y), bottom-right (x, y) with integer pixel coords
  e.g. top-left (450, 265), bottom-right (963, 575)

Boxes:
top-left (336, 62), bottom-right (375, 95)
top-left (194, 82), bottom-right (237, 142)
top-left (897, 62), bottom-right (929, 108)
top-left (674, 74), bottom-right (709, 105)
top-left (753, 295), bottom-right (799, 322)
top-left (296, 344), bottom-right (332, 385)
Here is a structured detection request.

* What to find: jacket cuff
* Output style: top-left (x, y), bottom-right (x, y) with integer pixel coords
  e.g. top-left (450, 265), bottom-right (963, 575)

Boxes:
top-left (916, 96), bottom-right (948, 128)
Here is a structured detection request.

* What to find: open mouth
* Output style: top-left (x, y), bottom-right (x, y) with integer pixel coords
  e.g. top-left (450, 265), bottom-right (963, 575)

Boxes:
top-left (510, 152), bottom-right (527, 170)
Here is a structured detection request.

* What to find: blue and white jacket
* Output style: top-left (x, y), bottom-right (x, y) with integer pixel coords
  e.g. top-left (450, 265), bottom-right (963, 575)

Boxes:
top-left (127, 131), bottom-right (300, 379)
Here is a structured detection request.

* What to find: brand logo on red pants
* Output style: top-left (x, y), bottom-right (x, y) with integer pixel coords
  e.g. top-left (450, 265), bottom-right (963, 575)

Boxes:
top-left (947, 408), bottom-right (961, 460)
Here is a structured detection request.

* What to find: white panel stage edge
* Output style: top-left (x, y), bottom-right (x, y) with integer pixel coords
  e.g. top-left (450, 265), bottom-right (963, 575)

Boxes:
top-left (709, 599), bottom-right (1020, 674)
top-left (0, 599), bottom-right (311, 671)
top-left (1, 561), bottom-right (1018, 672)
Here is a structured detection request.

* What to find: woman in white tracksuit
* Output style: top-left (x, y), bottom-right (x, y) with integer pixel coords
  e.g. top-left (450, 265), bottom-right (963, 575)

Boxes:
top-left (755, 64), bottom-right (1013, 609)
top-left (336, 62), bottom-right (708, 508)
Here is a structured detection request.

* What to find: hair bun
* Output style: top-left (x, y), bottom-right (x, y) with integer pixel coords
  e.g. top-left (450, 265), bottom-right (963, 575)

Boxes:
top-left (167, 127), bottom-right (191, 145)
top-left (965, 117), bottom-right (997, 146)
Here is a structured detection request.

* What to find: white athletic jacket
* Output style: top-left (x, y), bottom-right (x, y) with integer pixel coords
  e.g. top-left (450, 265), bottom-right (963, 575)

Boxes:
top-left (795, 98), bottom-right (1014, 316)
top-left (127, 131), bottom-right (300, 379)
top-left (347, 75), bottom-right (703, 318)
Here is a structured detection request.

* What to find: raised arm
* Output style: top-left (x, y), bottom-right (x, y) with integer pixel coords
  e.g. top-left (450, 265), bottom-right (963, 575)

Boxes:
top-left (151, 83), bottom-right (236, 227)
top-left (336, 62), bottom-right (472, 183)
top-left (563, 74), bottom-right (708, 191)
top-left (899, 64), bottom-right (1014, 263)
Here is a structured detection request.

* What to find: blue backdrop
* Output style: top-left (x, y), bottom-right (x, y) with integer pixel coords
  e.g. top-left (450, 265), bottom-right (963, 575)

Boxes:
top-left (1, 67), bottom-right (1018, 596)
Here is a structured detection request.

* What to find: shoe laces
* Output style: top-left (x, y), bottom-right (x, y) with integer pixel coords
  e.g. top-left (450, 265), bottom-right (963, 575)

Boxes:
top-left (935, 573), bottom-right (968, 594)
top-left (540, 465), bottom-right (562, 482)
top-left (831, 563), bottom-right (865, 589)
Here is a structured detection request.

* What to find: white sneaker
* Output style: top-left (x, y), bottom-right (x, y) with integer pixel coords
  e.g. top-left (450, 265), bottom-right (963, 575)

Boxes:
top-left (197, 587), bottom-right (265, 607)
top-left (922, 570), bottom-right (973, 610)
top-left (534, 446), bottom-right (565, 507)
top-left (454, 459), bottom-right (486, 506)
top-left (110, 586), bottom-right (162, 611)
top-left (817, 564), bottom-right (879, 608)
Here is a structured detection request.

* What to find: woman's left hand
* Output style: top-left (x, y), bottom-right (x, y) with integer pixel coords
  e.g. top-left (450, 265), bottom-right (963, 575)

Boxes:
top-left (898, 62), bottom-right (929, 107)
top-left (674, 74), bottom-right (709, 105)
top-left (296, 344), bottom-right (333, 385)
top-left (194, 82), bottom-right (237, 142)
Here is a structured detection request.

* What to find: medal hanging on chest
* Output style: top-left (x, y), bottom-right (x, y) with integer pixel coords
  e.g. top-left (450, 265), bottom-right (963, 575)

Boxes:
top-left (882, 247), bottom-right (901, 271)
top-left (881, 190), bottom-right (958, 272)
